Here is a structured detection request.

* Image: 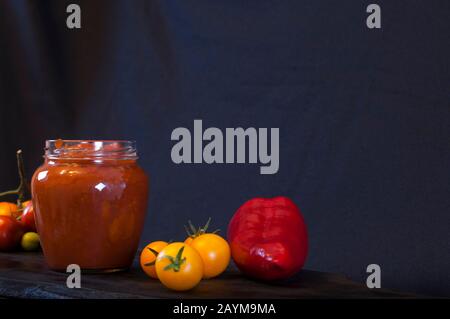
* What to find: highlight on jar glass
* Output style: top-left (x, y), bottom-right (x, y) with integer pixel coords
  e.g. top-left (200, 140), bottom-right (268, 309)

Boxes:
top-left (31, 140), bottom-right (149, 273)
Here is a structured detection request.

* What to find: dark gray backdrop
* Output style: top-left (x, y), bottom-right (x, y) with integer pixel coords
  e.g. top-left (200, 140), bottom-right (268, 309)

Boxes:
top-left (0, 0), bottom-right (449, 296)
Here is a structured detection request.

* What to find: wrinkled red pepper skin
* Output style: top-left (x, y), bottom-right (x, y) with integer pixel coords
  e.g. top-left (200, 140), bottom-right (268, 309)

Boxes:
top-left (227, 197), bottom-right (308, 281)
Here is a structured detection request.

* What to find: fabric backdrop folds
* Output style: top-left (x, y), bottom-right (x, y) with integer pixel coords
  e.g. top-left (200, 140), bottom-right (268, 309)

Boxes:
top-left (0, 0), bottom-right (449, 296)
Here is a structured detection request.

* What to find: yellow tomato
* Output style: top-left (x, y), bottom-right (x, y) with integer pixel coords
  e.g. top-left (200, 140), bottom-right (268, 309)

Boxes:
top-left (140, 241), bottom-right (168, 278)
top-left (184, 237), bottom-right (194, 245)
top-left (155, 242), bottom-right (203, 291)
top-left (190, 233), bottom-right (230, 279)
top-left (0, 202), bottom-right (18, 218)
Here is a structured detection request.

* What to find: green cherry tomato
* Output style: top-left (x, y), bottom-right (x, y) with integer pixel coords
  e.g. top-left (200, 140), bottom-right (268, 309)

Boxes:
top-left (21, 232), bottom-right (40, 251)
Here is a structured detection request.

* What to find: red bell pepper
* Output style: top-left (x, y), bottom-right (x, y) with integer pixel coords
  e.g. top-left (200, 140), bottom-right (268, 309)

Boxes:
top-left (227, 196), bottom-right (308, 280)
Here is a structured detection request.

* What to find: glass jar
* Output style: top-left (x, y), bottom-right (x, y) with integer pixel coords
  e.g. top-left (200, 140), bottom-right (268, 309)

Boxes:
top-left (31, 140), bottom-right (149, 272)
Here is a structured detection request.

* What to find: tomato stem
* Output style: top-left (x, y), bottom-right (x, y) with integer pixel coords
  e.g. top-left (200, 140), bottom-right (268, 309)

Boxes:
top-left (163, 246), bottom-right (186, 272)
top-left (184, 217), bottom-right (220, 239)
top-left (16, 150), bottom-right (30, 207)
top-left (0, 189), bottom-right (19, 197)
top-left (0, 150), bottom-right (30, 207)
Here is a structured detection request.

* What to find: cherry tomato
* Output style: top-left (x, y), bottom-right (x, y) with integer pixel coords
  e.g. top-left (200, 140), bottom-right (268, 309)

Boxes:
top-left (0, 216), bottom-right (24, 251)
top-left (21, 200), bottom-right (31, 208)
top-left (155, 242), bottom-right (203, 291)
top-left (21, 232), bottom-right (40, 251)
top-left (20, 202), bottom-right (36, 232)
top-left (190, 233), bottom-right (230, 279)
top-left (0, 202), bottom-right (19, 218)
top-left (140, 241), bottom-right (168, 279)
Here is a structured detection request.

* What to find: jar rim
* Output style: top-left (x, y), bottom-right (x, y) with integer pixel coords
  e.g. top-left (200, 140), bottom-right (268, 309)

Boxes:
top-left (45, 140), bottom-right (138, 160)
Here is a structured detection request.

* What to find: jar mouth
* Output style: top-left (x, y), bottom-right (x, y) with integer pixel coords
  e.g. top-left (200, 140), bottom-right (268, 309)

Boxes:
top-left (45, 140), bottom-right (138, 160)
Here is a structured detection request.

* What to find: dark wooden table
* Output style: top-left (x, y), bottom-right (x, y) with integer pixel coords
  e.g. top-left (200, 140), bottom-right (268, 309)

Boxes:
top-left (0, 252), bottom-right (418, 299)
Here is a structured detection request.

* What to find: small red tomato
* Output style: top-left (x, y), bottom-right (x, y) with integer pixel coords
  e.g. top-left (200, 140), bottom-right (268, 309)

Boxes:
top-left (0, 202), bottom-right (19, 218)
top-left (0, 216), bottom-right (24, 251)
top-left (21, 202), bottom-right (37, 232)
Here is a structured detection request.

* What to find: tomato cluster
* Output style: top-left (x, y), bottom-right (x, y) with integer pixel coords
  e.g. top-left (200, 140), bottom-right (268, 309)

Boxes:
top-left (141, 197), bottom-right (309, 290)
top-left (0, 150), bottom-right (40, 252)
top-left (140, 219), bottom-right (230, 291)
top-left (0, 201), bottom-right (40, 252)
